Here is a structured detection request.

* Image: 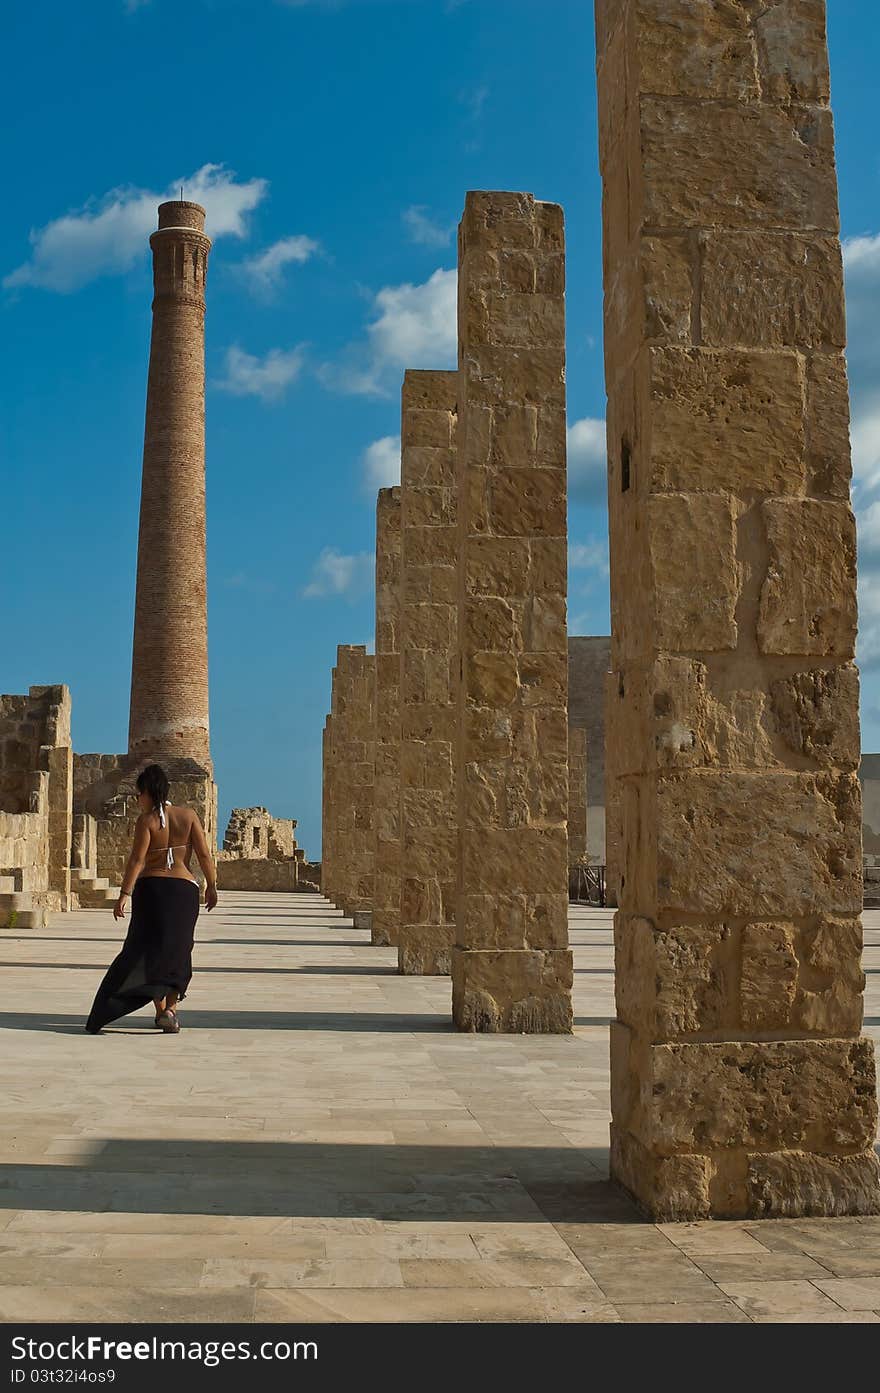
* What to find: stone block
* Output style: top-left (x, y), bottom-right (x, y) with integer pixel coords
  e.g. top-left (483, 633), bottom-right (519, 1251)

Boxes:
top-left (640, 97), bottom-right (839, 233)
top-left (652, 770), bottom-right (862, 917)
top-left (630, 0), bottom-right (759, 102)
top-left (397, 924), bottom-right (454, 977)
top-left (451, 946), bottom-right (573, 1033)
top-left (649, 1038), bottom-right (877, 1155)
top-left (747, 1149), bottom-right (880, 1219)
top-left (648, 493), bottom-right (739, 652)
top-left (769, 664), bottom-right (860, 769)
top-left (754, 0), bottom-right (831, 104)
top-left (642, 347), bottom-right (805, 496)
top-left (758, 498), bottom-right (857, 656)
top-left (610, 1123), bottom-right (712, 1222)
top-left (614, 916), bottom-right (730, 1038)
top-left (604, 235), bottom-right (694, 372)
top-left (805, 352), bottom-right (852, 497)
top-left (740, 923), bottom-right (798, 1028)
top-left (701, 232), bottom-right (846, 349)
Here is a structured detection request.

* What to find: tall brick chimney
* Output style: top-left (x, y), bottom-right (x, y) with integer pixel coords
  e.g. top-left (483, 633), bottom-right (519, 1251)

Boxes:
top-left (128, 200), bottom-right (212, 772)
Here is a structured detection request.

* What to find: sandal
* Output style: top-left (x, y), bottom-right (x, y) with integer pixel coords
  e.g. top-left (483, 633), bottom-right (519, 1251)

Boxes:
top-left (156, 1008), bottom-right (180, 1034)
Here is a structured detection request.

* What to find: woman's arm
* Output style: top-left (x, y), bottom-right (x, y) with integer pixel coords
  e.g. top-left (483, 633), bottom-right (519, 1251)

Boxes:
top-left (191, 814), bottom-right (218, 911)
top-left (114, 815), bottom-right (152, 920)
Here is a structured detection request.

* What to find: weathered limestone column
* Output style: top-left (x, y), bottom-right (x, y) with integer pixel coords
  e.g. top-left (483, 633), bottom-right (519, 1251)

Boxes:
top-left (329, 645), bottom-right (363, 915)
top-left (348, 649), bottom-right (376, 917)
top-left (321, 714), bottom-right (333, 900)
top-left (597, 0), bottom-right (879, 1217)
top-left (452, 191), bottom-right (572, 1032)
top-left (129, 201), bottom-right (212, 770)
top-left (398, 370), bottom-right (458, 975)
top-left (567, 727), bottom-right (588, 870)
top-left (373, 488), bottom-right (403, 945)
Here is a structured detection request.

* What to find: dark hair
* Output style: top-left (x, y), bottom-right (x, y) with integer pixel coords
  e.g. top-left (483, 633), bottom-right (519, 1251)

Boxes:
top-left (136, 763), bottom-right (170, 812)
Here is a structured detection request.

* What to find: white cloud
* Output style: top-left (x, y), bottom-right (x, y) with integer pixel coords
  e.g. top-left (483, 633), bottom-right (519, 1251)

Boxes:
top-left (363, 435), bottom-right (401, 491)
top-left (303, 548), bottom-right (373, 600)
top-left (323, 267), bottom-right (456, 396)
top-left (858, 571), bottom-right (880, 671)
top-left (844, 233), bottom-right (880, 501)
top-left (844, 233), bottom-right (880, 275)
top-left (366, 268), bottom-right (457, 377)
top-left (569, 539), bottom-right (609, 575)
top-left (853, 406), bottom-right (880, 497)
top-left (857, 499), bottom-right (880, 559)
top-left (567, 417), bottom-right (607, 501)
top-left (4, 164), bottom-right (267, 294)
top-left (214, 344), bottom-right (305, 402)
top-left (241, 235), bottom-right (319, 297)
top-left (403, 206), bottom-right (455, 249)
top-left (843, 232), bottom-right (880, 678)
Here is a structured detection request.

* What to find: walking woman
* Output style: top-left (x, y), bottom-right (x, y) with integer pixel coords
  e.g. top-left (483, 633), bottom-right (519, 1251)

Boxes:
top-left (85, 764), bottom-right (217, 1035)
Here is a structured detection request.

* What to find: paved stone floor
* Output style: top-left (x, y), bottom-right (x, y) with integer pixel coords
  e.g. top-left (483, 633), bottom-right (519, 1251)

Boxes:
top-left (1, 891), bottom-right (879, 1324)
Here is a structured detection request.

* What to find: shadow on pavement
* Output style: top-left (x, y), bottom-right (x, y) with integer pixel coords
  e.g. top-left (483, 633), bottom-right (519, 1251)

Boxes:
top-left (0, 1138), bottom-right (636, 1227)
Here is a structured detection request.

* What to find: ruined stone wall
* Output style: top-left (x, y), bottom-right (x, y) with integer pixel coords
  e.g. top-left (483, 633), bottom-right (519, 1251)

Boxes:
top-left (597, 0), bottom-right (878, 1218)
top-left (398, 370), bottom-right (459, 975)
top-left (216, 805), bottom-right (305, 893)
top-left (221, 806), bottom-right (298, 861)
top-left (217, 858), bottom-right (298, 892)
top-left (452, 191), bottom-right (572, 1033)
top-left (0, 684), bottom-right (72, 920)
top-left (568, 635), bottom-right (611, 863)
top-left (373, 487), bottom-right (403, 946)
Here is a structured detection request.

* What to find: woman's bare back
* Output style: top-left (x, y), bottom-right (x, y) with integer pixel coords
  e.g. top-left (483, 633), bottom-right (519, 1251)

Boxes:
top-left (140, 804), bottom-right (202, 884)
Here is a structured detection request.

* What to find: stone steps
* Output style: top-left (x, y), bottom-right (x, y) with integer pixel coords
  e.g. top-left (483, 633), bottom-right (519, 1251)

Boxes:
top-left (70, 868), bottom-right (120, 908)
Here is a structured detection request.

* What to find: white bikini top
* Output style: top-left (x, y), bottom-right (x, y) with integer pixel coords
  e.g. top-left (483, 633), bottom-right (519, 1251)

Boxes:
top-left (154, 801), bottom-right (188, 870)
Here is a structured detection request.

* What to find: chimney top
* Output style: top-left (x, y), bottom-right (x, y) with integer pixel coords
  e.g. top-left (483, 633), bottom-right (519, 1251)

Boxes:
top-left (157, 201), bottom-right (206, 232)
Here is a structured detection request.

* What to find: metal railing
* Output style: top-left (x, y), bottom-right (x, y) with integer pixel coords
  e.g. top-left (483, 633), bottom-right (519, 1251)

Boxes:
top-left (569, 862), bottom-right (606, 907)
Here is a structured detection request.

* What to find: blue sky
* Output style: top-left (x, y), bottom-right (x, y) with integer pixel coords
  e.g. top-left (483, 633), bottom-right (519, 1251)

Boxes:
top-left (2, 0), bottom-right (879, 858)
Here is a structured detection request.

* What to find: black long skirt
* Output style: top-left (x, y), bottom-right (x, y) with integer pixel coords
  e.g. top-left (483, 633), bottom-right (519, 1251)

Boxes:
top-left (85, 876), bottom-right (200, 1033)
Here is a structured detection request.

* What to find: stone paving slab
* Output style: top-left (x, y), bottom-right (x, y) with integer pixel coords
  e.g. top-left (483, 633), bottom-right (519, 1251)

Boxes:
top-left (0, 892), bottom-right (878, 1324)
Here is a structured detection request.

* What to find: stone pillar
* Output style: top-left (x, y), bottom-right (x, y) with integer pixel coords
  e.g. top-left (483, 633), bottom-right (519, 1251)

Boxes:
top-left (452, 191), bottom-right (572, 1033)
top-left (129, 201), bottom-right (212, 771)
top-left (321, 715), bottom-right (332, 899)
top-left (398, 370), bottom-right (459, 975)
top-left (567, 726), bottom-right (587, 871)
top-left (373, 488), bottom-right (403, 945)
top-left (348, 649), bottom-right (376, 917)
top-left (329, 645), bottom-right (363, 915)
top-left (597, 0), bottom-right (879, 1218)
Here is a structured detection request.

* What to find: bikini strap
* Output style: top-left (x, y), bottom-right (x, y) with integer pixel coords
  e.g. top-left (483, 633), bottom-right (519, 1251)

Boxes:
top-left (157, 800), bottom-right (174, 869)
